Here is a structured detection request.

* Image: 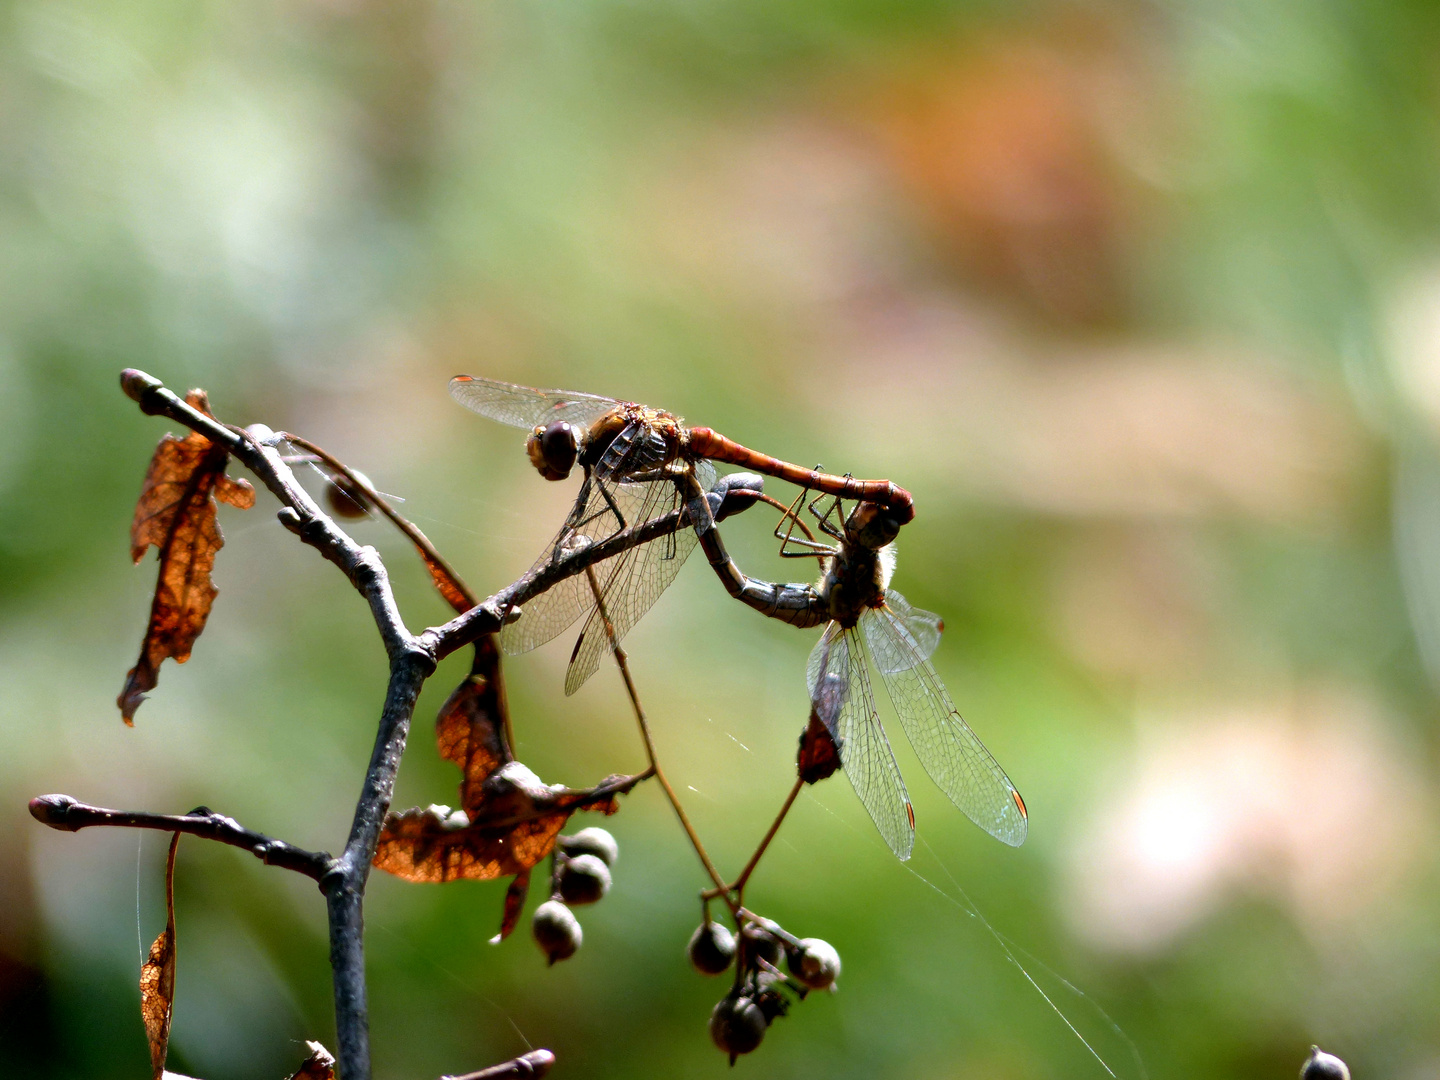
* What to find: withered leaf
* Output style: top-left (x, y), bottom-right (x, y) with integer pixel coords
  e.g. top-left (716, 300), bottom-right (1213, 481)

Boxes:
top-left (377, 638), bottom-right (634, 941)
top-left (141, 833), bottom-right (180, 1080)
top-left (120, 389), bottom-right (254, 724)
top-left (797, 709), bottom-right (842, 785)
top-left (436, 638), bottom-right (513, 815)
top-left (372, 762), bottom-right (619, 884)
top-left (424, 555), bottom-right (474, 616)
top-left (491, 868), bottom-right (531, 944)
top-left (286, 1041), bottom-right (336, 1080)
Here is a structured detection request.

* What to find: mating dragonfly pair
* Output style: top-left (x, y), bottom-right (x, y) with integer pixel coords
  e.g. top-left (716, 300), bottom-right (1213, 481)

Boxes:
top-left (451, 376), bottom-right (1027, 860)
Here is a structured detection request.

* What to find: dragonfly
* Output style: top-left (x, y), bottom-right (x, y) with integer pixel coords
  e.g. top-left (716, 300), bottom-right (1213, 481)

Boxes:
top-left (679, 474), bottom-right (1028, 860)
top-left (450, 375), bottom-right (914, 694)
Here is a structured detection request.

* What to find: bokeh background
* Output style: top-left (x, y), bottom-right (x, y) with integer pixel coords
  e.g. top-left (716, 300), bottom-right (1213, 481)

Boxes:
top-left (5, 0), bottom-right (1440, 1076)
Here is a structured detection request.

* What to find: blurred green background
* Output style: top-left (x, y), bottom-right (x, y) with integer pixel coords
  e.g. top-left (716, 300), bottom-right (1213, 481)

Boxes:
top-left (5, 0), bottom-right (1440, 1076)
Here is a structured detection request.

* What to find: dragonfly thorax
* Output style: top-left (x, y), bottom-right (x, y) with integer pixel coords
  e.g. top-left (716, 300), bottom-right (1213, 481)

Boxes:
top-left (818, 544), bottom-right (886, 629)
top-left (575, 405), bottom-right (685, 473)
top-left (816, 500), bottom-right (902, 627)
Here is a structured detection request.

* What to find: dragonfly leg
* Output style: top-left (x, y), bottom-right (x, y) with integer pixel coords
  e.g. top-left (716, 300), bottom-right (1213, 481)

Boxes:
top-left (808, 490), bottom-right (847, 541)
top-left (660, 479), bottom-right (682, 561)
top-left (774, 484), bottom-right (835, 559)
top-left (596, 478), bottom-right (628, 532)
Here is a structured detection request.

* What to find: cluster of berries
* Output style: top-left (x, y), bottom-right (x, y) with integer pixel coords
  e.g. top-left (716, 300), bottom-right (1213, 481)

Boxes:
top-left (688, 914), bottom-right (841, 1062)
top-left (530, 828), bottom-right (617, 964)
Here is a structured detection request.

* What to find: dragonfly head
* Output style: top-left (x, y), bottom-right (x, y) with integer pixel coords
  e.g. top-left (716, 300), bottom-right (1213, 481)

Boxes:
top-left (844, 501), bottom-right (904, 552)
top-left (526, 420), bottom-right (580, 481)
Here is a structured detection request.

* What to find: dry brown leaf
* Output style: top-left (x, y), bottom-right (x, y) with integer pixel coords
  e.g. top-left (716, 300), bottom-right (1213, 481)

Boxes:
top-left (492, 868), bottom-right (531, 944)
top-left (377, 637), bottom-right (627, 940)
top-left (373, 762), bottom-right (618, 884)
top-left (286, 1041), bottom-right (336, 1080)
top-left (424, 555), bottom-right (474, 616)
top-left (797, 709), bottom-right (842, 785)
top-left (141, 833), bottom-right (180, 1080)
top-left (119, 389), bottom-right (254, 724)
top-left (435, 639), bottom-right (513, 815)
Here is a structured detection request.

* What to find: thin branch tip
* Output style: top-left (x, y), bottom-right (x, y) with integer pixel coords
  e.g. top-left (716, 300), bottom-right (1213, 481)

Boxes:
top-left (120, 367), bottom-right (162, 404)
top-left (442, 1049), bottom-right (555, 1080)
top-left (29, 794), bottom-right (80, 830)
top-left (28, 796), bottom-right (333, 880)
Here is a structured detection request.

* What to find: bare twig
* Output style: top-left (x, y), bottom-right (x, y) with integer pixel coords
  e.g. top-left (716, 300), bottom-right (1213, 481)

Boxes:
top-left (440, 1049), bottom-right (555, 1080)
top-left (582, 565), bottom-right (732, 904)
top-left (723, 776), bottom-right (805, 903)
top-left (28, 795), bottom-right (333, 881)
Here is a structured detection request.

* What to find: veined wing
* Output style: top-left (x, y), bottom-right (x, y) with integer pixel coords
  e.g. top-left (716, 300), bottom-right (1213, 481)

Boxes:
top-left (499, 473), bottom-right (638, 656)
top-left (806, 622), bottom-right (915, 860)
top-left (500, 419), bottom-right (667, 656)
top-left (861, 604), bottom-right (1027, 847)
top-left (450, 375), bottom-right (619, 431)
top-left (562, 458), bottom-right (716, 695)
top-left (866, 589), bottom-right (943, 673)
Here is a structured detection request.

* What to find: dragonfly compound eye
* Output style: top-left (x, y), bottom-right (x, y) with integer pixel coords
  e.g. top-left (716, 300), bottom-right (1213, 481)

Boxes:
top-left (526, 421), bottom-right (579, 481)
top-left (845, 501), bottom-right (903, 550)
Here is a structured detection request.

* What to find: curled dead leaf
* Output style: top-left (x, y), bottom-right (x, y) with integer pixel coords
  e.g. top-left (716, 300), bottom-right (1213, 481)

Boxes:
top-left (492, 868), bottom-right (532, 944)
top-left (119, 389), bottom-right (254, 724)
top-left (436, 639), bottom-right (513, 815)
top-left (141, 833), bottom-right (180, 1080)
top-left (797, 710), bottom-right (842, 785)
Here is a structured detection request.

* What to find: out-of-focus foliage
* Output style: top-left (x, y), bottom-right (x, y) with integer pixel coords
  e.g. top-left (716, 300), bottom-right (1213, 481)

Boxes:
top-left (5, 0), bottom-right (1440, 1077)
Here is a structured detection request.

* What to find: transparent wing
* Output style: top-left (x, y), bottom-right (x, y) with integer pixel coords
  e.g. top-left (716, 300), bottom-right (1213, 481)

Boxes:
top-left (449, 375), bottom-right (619, 431)
top-left (563, 465), bottom-right (703, 695)
top-left (866, 589), bottom-right (943, 673)
top-left (806, 623), bottom-right (915, 860)
top-left (499, 473), bottom-right (636, 656)
top-left (861, 606), bottom-right (1028, 847)
top-left (500, 421), bottom-right (683, 657)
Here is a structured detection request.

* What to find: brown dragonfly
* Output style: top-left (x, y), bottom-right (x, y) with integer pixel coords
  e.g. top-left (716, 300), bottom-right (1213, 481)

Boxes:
top-left (451, 376), bottom-right (911, 695)
top-left (678, 477), bottom-right (1027, 859)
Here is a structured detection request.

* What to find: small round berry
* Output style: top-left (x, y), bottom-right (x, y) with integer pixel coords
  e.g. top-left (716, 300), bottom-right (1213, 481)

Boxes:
top-left (1301, 1047), bottom-right (1350, 1080)
top-left (787, 937), bottom-right (841, 990)
top-left (557, 854), bottom-right (612, 906)
top-left (687, 921), bottom-right (736, 975)
top-left (741, 924), bottom-right (783, 968)
top-left (324, 472), bottom-right (372, 519)
top-left (559, 827), bottom-right (619, 867)
top-left (531, 900), bottom-right (582, 964)
top-left (709, 995), bottom-right (766, 1057)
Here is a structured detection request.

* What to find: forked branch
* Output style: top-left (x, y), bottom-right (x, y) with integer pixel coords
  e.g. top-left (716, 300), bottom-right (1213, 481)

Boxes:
top-left (108, 370), bottom-right (715, 1080)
